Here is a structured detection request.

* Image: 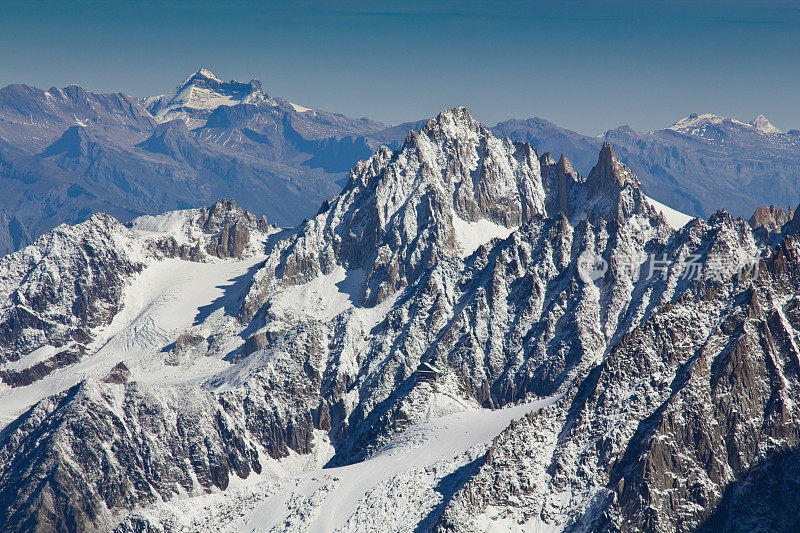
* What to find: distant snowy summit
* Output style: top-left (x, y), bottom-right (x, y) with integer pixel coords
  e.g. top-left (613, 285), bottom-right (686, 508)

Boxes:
top-left (668, 112), bottom-right (783, 136)
top-left (142, 68), bottom-right (315, 128)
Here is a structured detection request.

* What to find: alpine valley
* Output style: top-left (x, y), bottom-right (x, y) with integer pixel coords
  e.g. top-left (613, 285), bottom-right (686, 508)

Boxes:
top-left (1, 104), bottom-right (800, 533)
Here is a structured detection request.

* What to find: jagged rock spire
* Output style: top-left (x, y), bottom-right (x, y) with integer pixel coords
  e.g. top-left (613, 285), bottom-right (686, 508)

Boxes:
top-left (586, 142), bottom-right (639, 197)
top-left (581, 142), bottom-right (662, 230)
top-left (749, 204), bottom-right (795, 234)
top-left (556, 153), bottom-right (581, 217)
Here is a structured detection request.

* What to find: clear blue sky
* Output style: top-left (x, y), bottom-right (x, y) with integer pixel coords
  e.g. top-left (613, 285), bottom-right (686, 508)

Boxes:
top-left (1, 0), bottom-right (798, 135)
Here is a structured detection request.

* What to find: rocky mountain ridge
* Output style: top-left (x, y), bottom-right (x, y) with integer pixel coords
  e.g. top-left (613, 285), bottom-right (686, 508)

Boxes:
top-left (0, 108), bottom-right (797, 532)
top-left (494, 112), bottom-right (800, 220)
top-left (2, 67), bottom-right (798, 260)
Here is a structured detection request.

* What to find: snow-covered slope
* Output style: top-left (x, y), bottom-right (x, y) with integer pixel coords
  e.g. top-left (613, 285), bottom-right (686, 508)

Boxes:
top-left (0, 108), bottom-right (797, 533)
top-left (644, 194), bottom-right (694, 228)
top-left (117, 394), bottom-right (558, 532)
top-left (0, 200), bottom-right (270, 414)
top-left (143, 68), bottom-right (277, 128)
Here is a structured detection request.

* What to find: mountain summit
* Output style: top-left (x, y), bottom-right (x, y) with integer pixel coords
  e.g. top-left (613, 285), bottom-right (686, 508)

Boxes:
top-left (142, 68), bottom-right (273, 127)
top-left (668, 112), bottom-right (783, 136)
top-left (749, 113), bottom-right (782, 134)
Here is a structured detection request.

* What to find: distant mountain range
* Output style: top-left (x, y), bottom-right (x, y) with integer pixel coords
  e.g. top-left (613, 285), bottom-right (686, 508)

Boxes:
top-left (493, 113), bottom-right (800, 219)
top-left (0, 69), bottom-right (391, 254)
top-left (0, 68), bottom-right (798, 255)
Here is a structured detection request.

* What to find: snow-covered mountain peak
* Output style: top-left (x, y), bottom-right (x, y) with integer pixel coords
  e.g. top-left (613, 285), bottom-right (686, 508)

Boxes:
top-left (419, 106), bottom-right (486, 140)
top-left (239, 107), bottom-right (547, 312)
top-left (668, 112), bottom-right (734, 133)
top-left (338, 107), bottom-right (543, 231)
top-left (749, 114), bottom-right (782, 134)
top-left (175, 67), bottom-right (263, 96)
top-left (183, 67), bottom-right (223, 85)
top-left (668, 112), bottom-right (783, 137)
top-left (143, 69), bottom-right (271, 128)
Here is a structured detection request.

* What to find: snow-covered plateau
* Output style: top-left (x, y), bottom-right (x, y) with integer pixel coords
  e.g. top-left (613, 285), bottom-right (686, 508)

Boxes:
top-left (0, 108), bottom-right (799, 532)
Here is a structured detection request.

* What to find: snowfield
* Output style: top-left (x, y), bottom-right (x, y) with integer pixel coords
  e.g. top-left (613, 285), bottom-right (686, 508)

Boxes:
top-left (644, 194), bottom-right (694, 228)
top-left (0, 247), bottom-right (267, 428)
top-left (452, 211), bottom-right (518, 256)
top-left (122, 393), bottom-right (560, 532)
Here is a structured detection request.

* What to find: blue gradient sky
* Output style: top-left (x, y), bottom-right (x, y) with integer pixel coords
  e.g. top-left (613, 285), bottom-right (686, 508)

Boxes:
top-left (1, 0), bottom-right (798, 135)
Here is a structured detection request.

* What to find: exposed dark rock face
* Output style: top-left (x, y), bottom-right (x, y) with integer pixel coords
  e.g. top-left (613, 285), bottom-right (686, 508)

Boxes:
top-left (0, 346), bottom-right (84, 388)
top-left (0, 210), bottom-right (32, 255)
top-left (196, 199), bottom-right (267, 259)
top-left (103, 362), bottom-right (130, 384)
top-left (749, 204), bottom-right (794, 233)
top-left (0, 381), bottom-right (265, 532)
top-left (697, 447), bottom-right (800, 533)
top-left (142, 199), bottom-right (268, 261)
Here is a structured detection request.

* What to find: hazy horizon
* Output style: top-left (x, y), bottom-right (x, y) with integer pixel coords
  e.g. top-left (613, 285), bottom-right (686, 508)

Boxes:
top-left (1, 0), bottom-right (798, 136)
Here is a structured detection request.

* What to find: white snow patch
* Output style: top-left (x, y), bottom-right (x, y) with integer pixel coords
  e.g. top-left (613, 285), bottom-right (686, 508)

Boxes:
top-left (269, 266), bottom-right (365, 322)
top-left (452, 213), bottom-right (516, 256)
top-left (130, 209), bottom-right (198, 236)
top-left (0, 253), bottom-right (266, 428)
top-left (644, 195), bottom-right (694, 229)
top-left (289, 102), bottom-right (312, 113)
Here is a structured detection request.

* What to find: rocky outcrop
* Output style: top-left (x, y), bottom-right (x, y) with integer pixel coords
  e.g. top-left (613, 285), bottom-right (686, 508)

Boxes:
top-left (196, 199), bottom-right (267, 258)
top-left (138, 198), bottom-right (269, 261)
top-left (749, 204), bottom-right (794, 233)
top-left (584, 142), bottom-right (659, 228)
top-left (103, 361), bottom-right (130, 384)
top-left (0, 346), bottom-right (83, 387)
